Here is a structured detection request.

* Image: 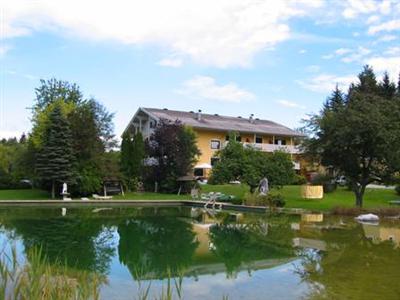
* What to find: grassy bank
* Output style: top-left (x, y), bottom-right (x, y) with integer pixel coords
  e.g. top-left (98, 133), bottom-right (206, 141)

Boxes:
top-left (0, 189), bottom-right (50, 200)
top-left (202, 184), bottom-right (399, 211)
top-left (0, 185), bottom-right (398, 212)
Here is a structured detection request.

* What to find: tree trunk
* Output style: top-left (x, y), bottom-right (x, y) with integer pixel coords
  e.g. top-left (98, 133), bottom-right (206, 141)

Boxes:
top-left (353, 182), bottom-right (366, 208)
top-left (51, 180), bottom-right (55, 199)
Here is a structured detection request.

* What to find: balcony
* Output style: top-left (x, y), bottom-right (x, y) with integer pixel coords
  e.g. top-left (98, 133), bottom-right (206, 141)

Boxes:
top-left (221, 142), bottom-right (303, 154)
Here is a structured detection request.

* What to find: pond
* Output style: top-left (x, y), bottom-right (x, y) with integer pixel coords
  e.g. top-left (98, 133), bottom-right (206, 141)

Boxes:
top-left (0, 206), bottom-right (399, 299)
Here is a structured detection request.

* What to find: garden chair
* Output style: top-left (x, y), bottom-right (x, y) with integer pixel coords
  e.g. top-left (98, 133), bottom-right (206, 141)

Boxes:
top-left (92, 194), bottom-right (113, 200)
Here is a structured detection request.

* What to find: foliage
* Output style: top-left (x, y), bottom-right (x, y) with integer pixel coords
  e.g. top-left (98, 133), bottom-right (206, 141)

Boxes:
top-left (0, 246), bottom-right (104, 300)
top-left (303, 65), bottom-right (400, 207)
top-left (132, 132), bottom-right (145, 178)
top-left (8, 78), bottom-right (119, 196)
top-left (395, 185), bottom-right (400, 196)
top-left (34, 78), bottom-right (83, 110)
top-left (0, 136), bottom-right (36, 189)
top-left (120, 131), bottom-right (145, 190)
top-left (209, 138), bottom-right (295, 192)
top-left (310, 173), bottom-right (331, 185)
top-left (35, 105), bottom-right (75, 198)
top-left (120, 131), bottom-right (135, 187)
top-left (144, 120), bottom-right (200, 193)
top-left (244, 192), bottom-right (285, 208)
top-left (292, 174), bottom-right (307, 185)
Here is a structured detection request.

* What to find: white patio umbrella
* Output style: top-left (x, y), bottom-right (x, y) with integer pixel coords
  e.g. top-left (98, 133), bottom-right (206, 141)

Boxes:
top-left (194, 163), bottom-right (212, 169)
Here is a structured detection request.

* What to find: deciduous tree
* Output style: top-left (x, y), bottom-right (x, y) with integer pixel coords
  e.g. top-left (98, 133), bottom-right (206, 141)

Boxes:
top-left (304, 66), bottom-right (400, 207)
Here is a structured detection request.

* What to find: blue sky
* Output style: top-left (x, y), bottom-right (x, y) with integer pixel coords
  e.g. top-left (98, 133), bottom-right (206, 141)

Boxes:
top-left (1, 0), bottom-right (400, 138)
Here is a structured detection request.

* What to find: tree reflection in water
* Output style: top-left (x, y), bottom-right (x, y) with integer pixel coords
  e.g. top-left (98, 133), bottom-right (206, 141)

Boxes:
top-left (0, 208), bottom-right (115, 275)
top-left (208, 214), bottom-right (295, 278)
top-left (118, 217), bottom-right (199, 280)
top-left (297, 224), bottom-right (400, 299)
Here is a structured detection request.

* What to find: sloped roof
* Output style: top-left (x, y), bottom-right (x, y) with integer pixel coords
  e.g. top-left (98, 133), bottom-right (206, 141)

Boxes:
top-left (142, 107), bottom-right (304, 137)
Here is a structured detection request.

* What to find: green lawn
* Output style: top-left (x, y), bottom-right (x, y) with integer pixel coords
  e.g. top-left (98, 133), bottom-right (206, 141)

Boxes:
top-left (0, 185), bottom-right (398, 212)
top-left (201, 184), bottom-right (399, 211)
top-left (0, 189), bottom-right (50, 200)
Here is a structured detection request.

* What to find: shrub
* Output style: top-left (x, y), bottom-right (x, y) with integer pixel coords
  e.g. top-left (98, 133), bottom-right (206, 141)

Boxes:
top-left (243, 192), bottom-right (285, 208)
top-left (292, 174), bottom-right (307, 185)
top-left (310, 173), bottom-right (336, 193)
top-left (395, 185), bottom-right (400, 195)
top-left (269, 193), bottom-right (286, 208)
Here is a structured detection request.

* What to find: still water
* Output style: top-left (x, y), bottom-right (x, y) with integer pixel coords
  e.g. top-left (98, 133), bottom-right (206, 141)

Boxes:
top-left (0, 206), bottom-right (399, 299)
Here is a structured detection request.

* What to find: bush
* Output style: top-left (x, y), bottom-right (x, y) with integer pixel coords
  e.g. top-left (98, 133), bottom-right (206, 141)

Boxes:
top-left (310, 173), bottom-right (330, 185)
top-left (243, 192), bottom-right (285, 208)
top-left (310, 173), bottom-right (336, 193)
top-left (269, 193), bottom-right (286, 208)
top-left (292, 174), bottom-right (307, 185)
top-left (395, 185), bottom-right (400, 195)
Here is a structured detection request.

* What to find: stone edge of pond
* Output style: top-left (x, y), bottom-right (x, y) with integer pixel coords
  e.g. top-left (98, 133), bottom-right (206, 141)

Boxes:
top-left (0, 200), bottom-right (313, 215)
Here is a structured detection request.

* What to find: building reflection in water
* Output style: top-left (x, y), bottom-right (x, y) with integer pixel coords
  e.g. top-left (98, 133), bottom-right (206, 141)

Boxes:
top-left (362, 223), bottom-right (400, 247)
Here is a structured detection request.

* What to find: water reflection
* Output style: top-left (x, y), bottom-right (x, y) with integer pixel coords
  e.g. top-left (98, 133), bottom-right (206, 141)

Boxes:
top-left (117, 217), bottom-right (198, 280)
top-left (0, 208), bottom-right (398, 299)
top-left (295, 216), bottom-right (400, 299)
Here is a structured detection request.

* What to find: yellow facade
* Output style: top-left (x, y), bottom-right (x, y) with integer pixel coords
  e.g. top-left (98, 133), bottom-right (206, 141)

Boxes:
top-left (193, 128), bottom-right (294, 170)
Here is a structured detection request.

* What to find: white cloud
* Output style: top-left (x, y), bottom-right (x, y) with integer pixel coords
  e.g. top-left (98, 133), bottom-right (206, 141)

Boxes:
top-left (296, 73), bottom-right (357, 93)
top-left (177, 76), bottom-right (255, 103)
top-left (384, 47), bottom-right (400, 56)
top-left (158, 58), bottom-right (183, 68)
top-left (0, 45), bottom-right (12, 57)
top-left (322, 54), bottom-right (334, 60)
top-left (342, 0), bottom-right (392, 19)
top-left (2, 0), bottom-right (323, 68)
top-left (341, 46), bottom-right (371, 63)
top-left (0, 130), bottom-right (23, 139)
top-left (335, 48), bottom-right (353, 55)
top-left (366, 15), bottom-right (380, 24)
top-left (368, 19), bottom-right (400, 34)
top-left (366, 56), bottom-right (400, 80)
top-left (299, 49), bottom-right (307, 54)
top-left (305, 65), bottom-right (320, 73)
top-left (377, 34), bottom-right (397, 42)
top-left (322, 46), bottom-right (371, 64)
top-left (276, 99), bottom-right (306, 109)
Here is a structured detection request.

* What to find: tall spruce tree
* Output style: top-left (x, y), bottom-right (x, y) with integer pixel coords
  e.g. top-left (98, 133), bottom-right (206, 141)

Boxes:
top-left (323, 85), bottom-right (345, 112)
top-left (131, 132), bottom-right (145, 179)
top-left (120, 131), bottom-right (135, 188)
top-left (378, 72), bottom-right (396, 99)
top-left (36, 105), bottom-right (74, 198)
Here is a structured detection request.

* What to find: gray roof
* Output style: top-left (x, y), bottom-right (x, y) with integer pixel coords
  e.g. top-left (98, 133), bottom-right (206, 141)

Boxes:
top-left (142, 107), bottom-right (304, 137)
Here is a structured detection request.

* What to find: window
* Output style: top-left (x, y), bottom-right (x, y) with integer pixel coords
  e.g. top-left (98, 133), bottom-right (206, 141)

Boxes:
top-left (194, 168), bottom-right (204, 177)
top-left (236, 135), bottom-right (242, 142)
top-left (149, 121), bottom-right (156, 128)
top-left (211, 157), bottom-right (220, 166)
top-left (210, 139), bottom-right (221, 150)
top-left (225, 135), bottom-right (230, 141)
top-left (255, 136), bottom-right (263, 144)
top-left (274, 139), bottom-right (286, 145)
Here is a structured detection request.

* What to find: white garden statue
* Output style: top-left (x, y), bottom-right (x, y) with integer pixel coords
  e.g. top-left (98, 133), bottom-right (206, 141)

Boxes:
top-left (62, 182), bottom-right (68, 195)
top-left (258, 177), bottom-right (269, 196)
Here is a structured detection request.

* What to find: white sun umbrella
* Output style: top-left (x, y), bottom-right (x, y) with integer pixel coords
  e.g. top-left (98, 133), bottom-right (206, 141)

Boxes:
top-left (194, 163), bottom-right (213, 169)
